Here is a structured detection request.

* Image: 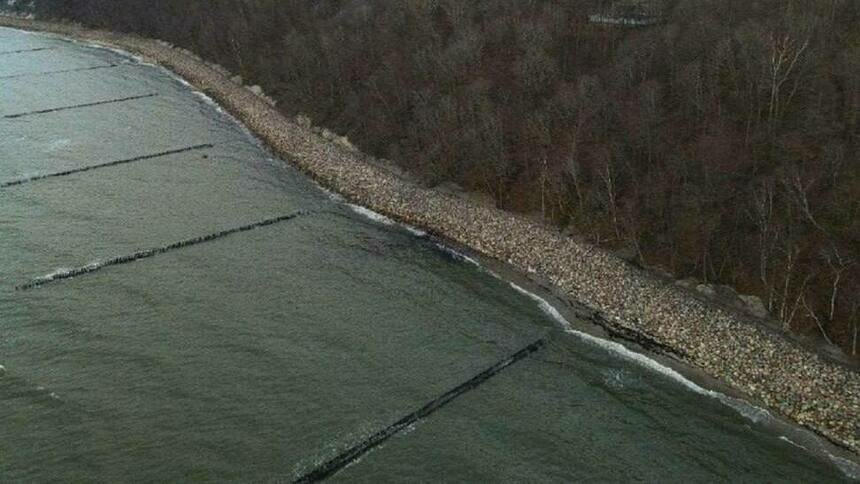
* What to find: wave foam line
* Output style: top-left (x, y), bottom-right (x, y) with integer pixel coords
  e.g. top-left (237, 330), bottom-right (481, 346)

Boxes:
top-left (436, 246), bottom-right (859, 478)
top-left (780, 436), bottom-right (860, 479)
top-left (0, 46), bottom-right (52, 56)
top-left (326, 203), bottom-right (427, 237)
top-left (1, 143), bottom-right (214, 188)
top-left (347, 204), bottom-right (395, 226)
top-left (0, 62), bottom-right (123, 80)
top-left (434, 243), bottom-right (482, 268)
top-left (78, 40), bottom-right (147, 64)
top-left (192, 91), bottom-right (226, 114)
top-left (3, 93), bottom-right (157, 119)
top-left (294, 339), bottom-right (546, 483)
top-left (507, 282), bottom-right (775, 422)
top-left (16, 211), bottom-right (306, 290)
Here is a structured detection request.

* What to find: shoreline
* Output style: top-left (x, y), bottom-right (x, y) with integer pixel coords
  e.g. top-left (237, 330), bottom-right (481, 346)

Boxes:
top-left (2, 16), bottom-right (858, 460)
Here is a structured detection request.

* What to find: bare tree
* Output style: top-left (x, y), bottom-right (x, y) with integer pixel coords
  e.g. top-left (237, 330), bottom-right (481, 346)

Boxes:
top-left (765, 31), bottom-right (810, 133)
top-left (750, 180), bottom-right (777, 309)
top-left (777, 240), bottom-right (808, 330)
top-left (783, 168), bottom-right (825, 232)
top-left (850, 298), bottom-right (859, 356)
top-left (802, 291), bottom-right (834, 346)
top-left (598, 149), bottom-right (621, 241)
top-left (823, 247), bottom-right (854, 324)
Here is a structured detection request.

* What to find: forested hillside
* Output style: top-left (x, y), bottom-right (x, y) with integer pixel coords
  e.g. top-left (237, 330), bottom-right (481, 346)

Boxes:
top-left (14, 0), bottom-right (860, 355)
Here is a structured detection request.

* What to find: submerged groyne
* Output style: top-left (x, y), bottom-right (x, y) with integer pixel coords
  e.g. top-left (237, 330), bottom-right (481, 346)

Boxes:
top-left (0, 143), bottom-right (213, 188)
top-left (295, 339), bottom-right (546, 483)
top-left (15, 212), bottom-right (306, 290)
top-left (2, 16), bottom-right (857, 454)
top-left (3, 92), bottom-right (157, 119)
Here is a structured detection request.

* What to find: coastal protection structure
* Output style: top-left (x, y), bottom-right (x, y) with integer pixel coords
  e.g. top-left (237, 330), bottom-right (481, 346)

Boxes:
top-left (1, 16), bottom-right (857, 456)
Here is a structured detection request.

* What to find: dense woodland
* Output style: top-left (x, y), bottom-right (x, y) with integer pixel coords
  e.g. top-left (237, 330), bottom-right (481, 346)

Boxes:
top-left (14, 0), bottom-right (860, 356)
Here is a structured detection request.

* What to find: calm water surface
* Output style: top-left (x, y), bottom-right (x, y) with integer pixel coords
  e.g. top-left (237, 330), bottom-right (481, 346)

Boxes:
top-left (0, 28), bottom-right (852, 482)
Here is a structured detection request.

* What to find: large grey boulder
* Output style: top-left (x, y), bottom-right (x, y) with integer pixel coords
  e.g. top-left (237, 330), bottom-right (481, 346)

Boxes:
top-left (696, 284), bottom-right (716, 298)
top-left (740, 294), bottom-right (769, 319)
top-left (294, 114), bottom-right (313, 129)
top-left (613, 246), bottom-right (638, 263)
top-left (675, 277), bottom-right (697, 289)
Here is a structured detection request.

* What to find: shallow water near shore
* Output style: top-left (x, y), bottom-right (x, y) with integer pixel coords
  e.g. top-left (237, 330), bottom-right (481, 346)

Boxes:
top-left (0, 27), bottom-right (855, 482)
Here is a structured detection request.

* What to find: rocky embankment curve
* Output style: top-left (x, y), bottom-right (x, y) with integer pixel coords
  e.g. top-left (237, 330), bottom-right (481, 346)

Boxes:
top-left (2, 16), bottom-right (857, 455)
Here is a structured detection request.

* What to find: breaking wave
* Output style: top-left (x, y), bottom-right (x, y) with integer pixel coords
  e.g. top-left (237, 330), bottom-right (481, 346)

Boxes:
top-left (415, 241), bottom-right (860, 478)
top-left (508, 281), bottom-right (771, 419)
top-left (507, 281), bottom-right (860, 478)
top-left (434, 244), bottom-right (481, 268)
top-left (346, 203), bottom-right (427, 237)
top-left (192, 90), bottom-right (226, 114)
top-left (347, 204), bottom-right (394, 225)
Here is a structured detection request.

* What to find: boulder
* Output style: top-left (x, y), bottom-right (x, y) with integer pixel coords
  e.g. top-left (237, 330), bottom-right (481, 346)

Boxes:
top-left (333, 135), bottom-right (356, 152)
top-left (294, 114), bottom-right (313, 129)
top-left (740, 294), bottom-right (769, 319)
top-left (675, 277), bottom-right (697, 289)
top-left (713, 284), bottom-right (739, 300)
top-left (435, 181), bottom-right (465, 195)
top-left (613, 246), bottom-right (638, 263)
top-left (651, 266), bottom-right (675, 280)
top-left (696, 284), bottom-right (716, 298)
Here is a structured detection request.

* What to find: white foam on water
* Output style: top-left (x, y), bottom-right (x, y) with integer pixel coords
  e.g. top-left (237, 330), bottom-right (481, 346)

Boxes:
top-left (38, 267), bottom-right (73, 281)
top-left (434, 243), bottom-right (482, 268)
top-left (192, 91), bottom-right (226, 114)
top-left (322, 194), bottom-right (428, 238)
top-left (828, 455), bottom-right (860, 480)
top-left (28, 262), bottom-right (99, 287)
top-left (403, 224), bottom-right (427, 237)
top-left (508, 280), bottom-right (860, 478)
top-left (12, 171), bottom-right (40, 182)
top-left (63, 39), bottom-right (271, 156)
top-left (318, 185), bottom-right (345, 202)
top-left (164, 69), bottom-right (192, 88)
top-left (345, 202), bottom-right (428, 237)
top-left (347, 204), bottom-right (394, 226)
top-left (781, 437), bottom-right (860, 479)
top-left (292, 421), bottom-right (381, 479)
top-left (508, 281), bottom-right (773, 420)
top-left (71, 39), bottom-right (147, 65)
top-left (68, 39), bottom-right (223, 120)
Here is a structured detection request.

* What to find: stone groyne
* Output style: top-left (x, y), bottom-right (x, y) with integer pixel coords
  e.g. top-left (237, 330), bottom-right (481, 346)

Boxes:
top-left (2, 16), bottom-right (857, 455)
